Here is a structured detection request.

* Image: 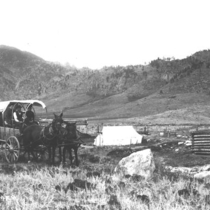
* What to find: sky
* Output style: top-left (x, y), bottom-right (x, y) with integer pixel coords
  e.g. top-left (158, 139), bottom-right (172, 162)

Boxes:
top-left (0, 0), bottom-right (210, 69)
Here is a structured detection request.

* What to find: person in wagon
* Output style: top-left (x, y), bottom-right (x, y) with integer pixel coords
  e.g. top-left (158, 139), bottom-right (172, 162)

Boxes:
top-left (13, 104), bottom-right (24, 128)
top-left (24, 104), bottom-right (35, 126)
top-left (19, 105), bottom-right (36, 134)
top-left (4, 104), bottom-right (14, 127)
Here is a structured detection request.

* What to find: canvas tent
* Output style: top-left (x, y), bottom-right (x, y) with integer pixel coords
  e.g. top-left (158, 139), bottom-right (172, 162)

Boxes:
top-left (94, 126), bottom-right (143, 146)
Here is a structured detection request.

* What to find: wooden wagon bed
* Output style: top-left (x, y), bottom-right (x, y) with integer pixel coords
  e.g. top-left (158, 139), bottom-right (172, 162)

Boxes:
top-left (0, 127), bottom-right (20, 140)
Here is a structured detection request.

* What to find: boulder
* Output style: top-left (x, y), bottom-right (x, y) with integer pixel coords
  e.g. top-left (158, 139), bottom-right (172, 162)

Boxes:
top-left (114, 149), bottom-right (155, 179)
top-left (164, 164), bottom-right (210, 177)
top-left (199, 164), bottom-right (210, 171)
top-left (194, 171), bottom-right (210, 181)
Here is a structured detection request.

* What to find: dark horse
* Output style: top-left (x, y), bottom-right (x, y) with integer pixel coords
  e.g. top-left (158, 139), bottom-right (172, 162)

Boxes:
top-left (22, 113), bottom-right (65, 164)
top-left (61, 122), bottom-right (83, 166)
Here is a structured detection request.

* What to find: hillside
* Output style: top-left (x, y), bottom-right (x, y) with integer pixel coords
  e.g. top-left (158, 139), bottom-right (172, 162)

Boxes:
top-left (1, 45), bottom-right (210, 123)
top-left (0, 45), bottom-right (68, 100)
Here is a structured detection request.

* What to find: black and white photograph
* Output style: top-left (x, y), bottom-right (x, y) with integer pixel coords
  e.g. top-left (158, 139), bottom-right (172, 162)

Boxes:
top-left (0, 0), bottom-right (210, 209)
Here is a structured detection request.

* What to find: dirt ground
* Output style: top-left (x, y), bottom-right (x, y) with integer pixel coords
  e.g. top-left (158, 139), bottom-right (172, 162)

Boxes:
top-left (1, 134), bottom-right (210, 174)
top-left (79, 135), bottom-right (210, 169)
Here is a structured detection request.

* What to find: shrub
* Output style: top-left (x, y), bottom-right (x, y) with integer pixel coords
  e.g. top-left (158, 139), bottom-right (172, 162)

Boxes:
top-left (127, 93), bottom-right (148, 101)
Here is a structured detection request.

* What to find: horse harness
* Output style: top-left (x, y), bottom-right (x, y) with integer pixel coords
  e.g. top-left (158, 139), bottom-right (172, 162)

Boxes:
top-left (40, 123), bottom-right (61, 146)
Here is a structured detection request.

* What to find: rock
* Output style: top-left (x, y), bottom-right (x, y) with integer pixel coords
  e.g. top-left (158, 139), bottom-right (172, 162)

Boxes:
top-left (73, 179), bottom-right (93, 190)
top-left (178, 189), bottom-right (190, 198)
top-left (96, 205), bottom-right (105, 210)
top-left (0, 192), bottom-right (4, 203)
top-left (107, 149), bottom-right (132, 158)
top-left (160, 132), bottom-right (164, 137)
top-left (136, 194), bottom-right (150, 204)
top-left (92, 171), bottom-right (101, 177)
top-left (165, 166), bottom-right (197, 175)
top-left (69, 205), bottom-right (86, 210)
top-left (105, 186), bottom-right (115, 194)
top-left (33, 183), bottom-right (44, 191)
top-left (130, 174), bottom-right (144, 182)
top-left (65, 179), bottom-right (94, 192)
top-left (199, 164), bottom-right (210, 171)
top-left (124, 174), bottom-right (131, 179)
top-left (114, 149), bottom-right (155, 179)
top-left (194, 171), bottom-right (210, 181)
top-left (150, 145), bottom-right (162, 151)
top-left (185, 140), bottom-right (192, 146)
top-left (117, 181), bottom-right (125, 189)
top-left (86, 171), bottom-right (100, 178)
top-left (164, 164), bottom-right (210, 180)
top-left (65, 183), bottom-right (76, 192)
top-left (103, 167), bottom-right (112, 174)
top-left (55, 185), bottom-right (61, 191)
top-left (88, 155), bottom-right (100, 163)
top-left (178, 188), bottom-right (199, 198)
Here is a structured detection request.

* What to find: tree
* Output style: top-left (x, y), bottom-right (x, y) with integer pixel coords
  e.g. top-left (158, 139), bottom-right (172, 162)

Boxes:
top-left (143, 71), bottom-right (148, 80)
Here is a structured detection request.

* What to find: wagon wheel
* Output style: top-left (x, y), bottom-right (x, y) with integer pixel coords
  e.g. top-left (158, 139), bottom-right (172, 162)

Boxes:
top-left (4, 136), bottom-right (20, 163)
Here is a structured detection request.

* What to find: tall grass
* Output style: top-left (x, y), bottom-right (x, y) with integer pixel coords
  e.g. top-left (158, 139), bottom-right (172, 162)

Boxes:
top-left (0, 162), bottom-right (209, 210)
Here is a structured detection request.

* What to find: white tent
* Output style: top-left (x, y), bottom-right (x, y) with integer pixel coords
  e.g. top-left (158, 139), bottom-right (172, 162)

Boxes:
top-left (94, 126), bottom-right (143, 146)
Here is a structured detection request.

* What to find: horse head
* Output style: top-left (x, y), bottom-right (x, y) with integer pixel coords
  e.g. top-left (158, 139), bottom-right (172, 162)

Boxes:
top-left (66, 122), bottom-right (77, 139)
top-left (60, 121), bottom-right (78, 142)
top-left (52, 112), bottom-right (64, 134)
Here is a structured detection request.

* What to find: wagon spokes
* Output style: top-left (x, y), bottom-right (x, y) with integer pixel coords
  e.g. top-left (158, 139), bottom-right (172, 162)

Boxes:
top-left (4, 136), bottom-right (20, 163)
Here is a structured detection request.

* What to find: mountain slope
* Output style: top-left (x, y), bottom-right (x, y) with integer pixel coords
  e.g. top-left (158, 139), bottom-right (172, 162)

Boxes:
top-left (1, 45), bottom-right (210, 123)
top-left (0, 45), bottom-right (68, 100)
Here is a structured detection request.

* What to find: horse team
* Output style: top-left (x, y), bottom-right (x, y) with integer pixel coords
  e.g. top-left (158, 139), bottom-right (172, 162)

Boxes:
top-left (21, 113), bottom-right (82, 166)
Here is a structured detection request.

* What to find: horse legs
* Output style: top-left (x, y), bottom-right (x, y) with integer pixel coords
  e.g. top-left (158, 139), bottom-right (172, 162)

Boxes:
top-left (51, 145), bottom-right (57, 165)
top-left (28, 150), bottom-right (30, 161)
top-left (62, 146), bottom-right (72, 165)
top-left (27, 148), bottom-right (35, 162)
top-left (52, 146), bottom-right (55, 164)
top-left (74, 146), bottom-right (79, 166)
top-left (59, 146), bottom-right (62, 163)
top-left (69, 147), bottom-right (73, 165)
top-left (48, 146), bottom-right (55, 164)
top-left (63, 146), bottom-right (66, 164)
top-left (48, 146), bottom-right (52, 162)
top-left (69, 146), bottom-right (79, 166)
top-left (62, 146), bottom-right (79, 166)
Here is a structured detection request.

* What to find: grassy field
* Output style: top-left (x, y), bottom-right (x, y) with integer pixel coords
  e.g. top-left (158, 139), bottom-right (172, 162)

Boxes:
top-left (0, 136), bottom-right (210, 210)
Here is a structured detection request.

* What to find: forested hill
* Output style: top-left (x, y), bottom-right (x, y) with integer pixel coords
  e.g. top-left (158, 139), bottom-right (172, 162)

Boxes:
top-left (1, 45), bottom-right (210, 120)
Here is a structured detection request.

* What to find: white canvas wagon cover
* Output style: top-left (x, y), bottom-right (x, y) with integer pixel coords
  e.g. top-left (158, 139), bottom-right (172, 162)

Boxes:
top-left (94, 126), bottom-right (143, 146)
top-left (0, 100), bottom-right (46, 112)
